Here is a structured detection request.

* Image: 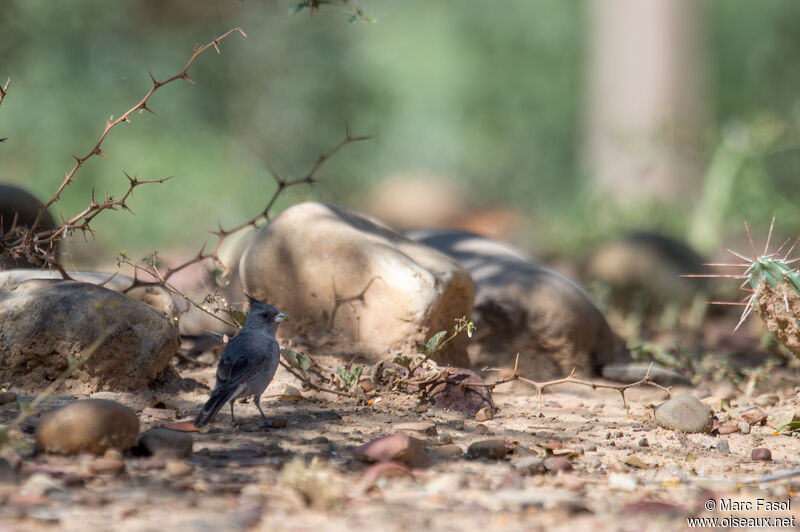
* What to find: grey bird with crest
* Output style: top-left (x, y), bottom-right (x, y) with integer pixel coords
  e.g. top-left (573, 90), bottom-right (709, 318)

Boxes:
top-left (194, 297), bottom-right (289, 427)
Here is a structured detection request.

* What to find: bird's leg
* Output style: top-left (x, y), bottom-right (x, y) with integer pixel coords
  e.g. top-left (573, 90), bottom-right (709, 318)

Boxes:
top-left (230, 401), bottom-right (236, 427)
top-left (254, 396), bottom-right (268, 425)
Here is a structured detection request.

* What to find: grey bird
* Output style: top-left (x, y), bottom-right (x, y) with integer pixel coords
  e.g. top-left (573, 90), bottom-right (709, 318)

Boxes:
top-left (194, 297), bottom-right (288, 427)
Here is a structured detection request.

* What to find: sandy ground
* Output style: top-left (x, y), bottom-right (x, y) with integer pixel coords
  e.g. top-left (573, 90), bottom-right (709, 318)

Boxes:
top-left (2, 358), bottom-right (800, 532)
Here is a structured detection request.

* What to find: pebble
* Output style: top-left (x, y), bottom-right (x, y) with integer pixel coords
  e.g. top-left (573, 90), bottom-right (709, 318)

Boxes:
top-left (475, 407), bottom-right (494, 422)
top-left (308, 436), bottom-right (330, 445)
top-left (751, 448), bottom-right (772, 461)
top-left (512, 456), bottom-right (546, 475)
top-left (353, 433), bottom-right (432, 468)
top-left (270, 417), bottom-right (289, 429)
top-left (474, 424), bottom-right (492, 435)
top-left (466, 439), bottom-right (508, 460)
top-left (0, 392), bottom-right (17, 405)
top-left (137, 427), bottom-right (193, 459)
top-left (35, 399), bottom-right (139, 455)
top-left (717, 439), bottom-right (730, 455)
top-left (738, 422), bottom-right (751, 434)
top-left (654, 394), bottom-right (713, 433)
top-left (544, 456), bottom-right (572, 473)
top-left (638, 438), bottom-right (649, 447)
top-left (428, 444), bottom-right (463, 460)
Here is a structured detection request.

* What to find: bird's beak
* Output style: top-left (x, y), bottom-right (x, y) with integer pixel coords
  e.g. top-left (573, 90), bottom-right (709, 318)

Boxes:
top-left (275, 313), bottom-right (289, 323)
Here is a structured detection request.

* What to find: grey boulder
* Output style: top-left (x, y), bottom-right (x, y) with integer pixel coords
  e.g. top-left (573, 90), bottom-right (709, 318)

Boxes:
top-left (406, 230), bottom-right (621, 378)
top-left (0, 279), bottom-right (179, 392)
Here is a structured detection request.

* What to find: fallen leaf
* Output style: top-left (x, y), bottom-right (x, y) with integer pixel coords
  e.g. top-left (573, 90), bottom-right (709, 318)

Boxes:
top-left (161, 421), bottom-right (200, 432)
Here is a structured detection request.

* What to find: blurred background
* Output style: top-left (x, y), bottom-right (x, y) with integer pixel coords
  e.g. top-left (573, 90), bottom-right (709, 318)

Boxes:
top-left (2, 0), bottom-right (800, 265)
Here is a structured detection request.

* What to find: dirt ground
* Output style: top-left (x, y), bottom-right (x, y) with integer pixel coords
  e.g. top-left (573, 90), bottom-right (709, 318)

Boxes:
top-left (2, 351), bottom-right (800, 532)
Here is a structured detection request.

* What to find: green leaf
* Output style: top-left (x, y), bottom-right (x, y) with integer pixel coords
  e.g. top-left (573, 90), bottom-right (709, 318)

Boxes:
top-left (393, 352), bottom-right (412, 368)
top-left (224, 308), bottom-right (248, 327)
top-left (348, 15), bottom-right (357, 23)
top-left (336, 364), bottom-right (364, 390)
top-left (425, 330), bottom-right (447, 355)
top-left (282, 349), bottom-right (311, 371)
top-left (776, 420), bottom-right (800, 432)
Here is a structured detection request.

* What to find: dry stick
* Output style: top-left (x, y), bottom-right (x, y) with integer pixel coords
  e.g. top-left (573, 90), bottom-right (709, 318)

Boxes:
top-left (278, 359), bottom-right (353, 398)
top-left (0, 77), bottom-right (9, 108)
top-left (442, 354), bottom-right (672, 408)
top-left (3, 28), bottom-right (247, 272)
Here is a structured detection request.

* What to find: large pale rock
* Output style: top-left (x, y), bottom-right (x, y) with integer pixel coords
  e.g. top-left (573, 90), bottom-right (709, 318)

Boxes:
top-left (407, 230), bottom-right (622, 379)
top-left (0, 279), bottom-right (179, 392)
top-left (240, 202), bottom-right (475, 365)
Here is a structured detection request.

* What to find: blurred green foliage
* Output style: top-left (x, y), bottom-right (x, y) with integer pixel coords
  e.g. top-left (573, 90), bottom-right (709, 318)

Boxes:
top-left (1, 0), bottom-right (800, 263)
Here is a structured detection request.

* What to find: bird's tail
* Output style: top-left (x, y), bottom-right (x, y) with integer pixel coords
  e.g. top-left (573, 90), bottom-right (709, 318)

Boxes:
top-left (194, 387), bottom-right (235, 427)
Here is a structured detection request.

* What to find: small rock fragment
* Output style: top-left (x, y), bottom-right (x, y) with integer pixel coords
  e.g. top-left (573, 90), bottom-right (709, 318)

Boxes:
top-left (718, 420), bottom-right (739, 435)
top-left (466, 438), bottom-right (508, 460)
top-left (137, 427), bottom-right (193, 459)
top-left (740, 408), bottom-right (768, 425)
top-left (717, 439), bottom-right (730, 455)
top-left (35, 399), bottom-right (139, 455)
top-left (475, 407), bottom-right (494, 422)
top-left (271, 417), bottom-right (289, 429)
top-left (638, 438), bottom-right (649, 447)
top-left (543, 456), bottom-right (572, 473)
top-left (352, 433), bottom-right (431, 468)
top-left (280, 386), bottom-right (304, 402)
top-left (474, 424), bottom-right (492, 435)
top-left (751, 448), bottom-right (772, 461)
top-left (738, 422), bottom-right (751, 434)
top-left (654, 394), bottom-right (713, 433)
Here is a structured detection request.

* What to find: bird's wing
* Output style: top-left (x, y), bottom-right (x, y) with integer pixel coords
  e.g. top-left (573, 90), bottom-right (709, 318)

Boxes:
top-left (214, 333), bottom-right (275, 388)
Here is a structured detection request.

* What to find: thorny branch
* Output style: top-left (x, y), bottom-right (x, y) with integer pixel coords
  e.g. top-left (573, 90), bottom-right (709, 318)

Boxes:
top-left (121, 126), bottom-right (369, 301)
top-left (0, 28), bottom-right (247, 273)
top-left (441, 354), bottom-right (673, 409)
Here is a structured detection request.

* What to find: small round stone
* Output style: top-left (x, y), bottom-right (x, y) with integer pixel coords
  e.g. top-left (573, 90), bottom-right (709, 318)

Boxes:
top-left (751, 448), bottom-right (772, 461)
top-left (35, 399), bottom-right (139, 455)
top-left (654, 394), bottom-right (712, 433)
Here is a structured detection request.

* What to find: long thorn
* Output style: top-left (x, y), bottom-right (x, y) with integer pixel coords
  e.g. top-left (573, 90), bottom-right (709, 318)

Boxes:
top-left (744, 219), bottom-right (757, 259)
top-left (765, 213), bottom-right (776, 256)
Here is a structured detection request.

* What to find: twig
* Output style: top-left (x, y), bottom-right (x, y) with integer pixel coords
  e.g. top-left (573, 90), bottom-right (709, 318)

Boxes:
top-left (279, 359), bottom-right (353, 398)
top-left (440, 355), bottom-right (672, 408)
